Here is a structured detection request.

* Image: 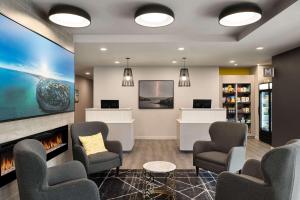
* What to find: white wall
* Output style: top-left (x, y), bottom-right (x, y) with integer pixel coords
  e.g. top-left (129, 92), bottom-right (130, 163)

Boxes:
top-left (0, 0), bottom-right (74, 199)
top-left (94, 66), bottom-right (220, 139)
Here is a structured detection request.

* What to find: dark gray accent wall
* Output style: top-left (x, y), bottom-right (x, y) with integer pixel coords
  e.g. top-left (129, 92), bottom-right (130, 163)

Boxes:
top-left (272, 47), bottom-right (300, 147)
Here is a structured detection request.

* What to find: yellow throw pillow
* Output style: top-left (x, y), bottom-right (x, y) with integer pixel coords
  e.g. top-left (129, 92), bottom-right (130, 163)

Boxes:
top-left (79, 133), bottom-right (108, 155)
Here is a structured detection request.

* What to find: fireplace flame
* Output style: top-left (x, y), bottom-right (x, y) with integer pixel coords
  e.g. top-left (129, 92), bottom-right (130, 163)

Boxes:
top-left (41, 134), bottom-right (63, 151)
top-left (1, 156), bottom-right (15, 176)
top-left (1, 134), bottom-right (64, 176)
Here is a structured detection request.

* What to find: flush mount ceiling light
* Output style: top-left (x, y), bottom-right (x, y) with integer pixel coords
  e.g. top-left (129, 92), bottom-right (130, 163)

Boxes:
top-left (135, 4), bottom-right (174, 27)
top-left (178, 57), bottom-right (191, 87)
top-left (256, 46), bottom-right (264, 50)
top-left (122, 58), bottom-right (134, 87)
top-left (177, 47), bottom-right (185, 51)
top-left (48, 5), bottom-right (91, 28)
top-left (219, 3), bottom-right (262, 27)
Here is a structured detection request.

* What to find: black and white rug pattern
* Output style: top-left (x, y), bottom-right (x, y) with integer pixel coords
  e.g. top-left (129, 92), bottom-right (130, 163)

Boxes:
top-left (90, 169), bottom-right (217, 200)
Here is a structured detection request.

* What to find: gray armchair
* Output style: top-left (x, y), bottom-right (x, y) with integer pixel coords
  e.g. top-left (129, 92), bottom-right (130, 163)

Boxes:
top-left (215, 139), bottom-right (300, 200)
top-left (14, 139), bottom-right (100, 200)
top-left (193, 121), bottom-right (247, 174)
top-left (71, 121), bottom-right (122, 175)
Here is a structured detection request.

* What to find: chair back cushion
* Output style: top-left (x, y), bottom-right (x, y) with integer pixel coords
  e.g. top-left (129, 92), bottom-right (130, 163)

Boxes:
top-left (261, 140), bottom-right (300, 200)
top-left (13, 139), bottom-right (47, 200)
top-left (71, 121), bottom-right (109, 146)
top-left (209, 121), bottom-right (247, 153)
top-left (79, 133), bottom-right (108, 155)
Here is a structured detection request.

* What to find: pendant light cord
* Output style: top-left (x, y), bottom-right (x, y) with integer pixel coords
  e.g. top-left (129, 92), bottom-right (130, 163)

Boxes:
top-left (182, 57), bottom-right (187, 69)
top-left (126, 57), bottom-right (130, 68)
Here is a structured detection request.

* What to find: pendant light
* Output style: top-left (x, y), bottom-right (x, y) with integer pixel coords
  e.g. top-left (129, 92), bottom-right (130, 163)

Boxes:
top-left (219, 3), bottom-right (262, 27)
top-left (122, 58), bottom-right (134, 87)
top-left (48, 5), bottom-right (91, 28)
top-left (178, 57), bottom-right (191, 87)
top-left (135, 4), bottom-right (174, 27)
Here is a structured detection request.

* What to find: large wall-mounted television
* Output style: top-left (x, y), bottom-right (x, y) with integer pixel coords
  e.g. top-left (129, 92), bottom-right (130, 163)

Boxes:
top-left (0, 14), bottom-right (74, 122)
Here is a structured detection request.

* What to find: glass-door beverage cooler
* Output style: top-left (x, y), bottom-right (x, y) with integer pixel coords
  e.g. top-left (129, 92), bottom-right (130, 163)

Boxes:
top-left (259, 83), bottom-right (272, 144)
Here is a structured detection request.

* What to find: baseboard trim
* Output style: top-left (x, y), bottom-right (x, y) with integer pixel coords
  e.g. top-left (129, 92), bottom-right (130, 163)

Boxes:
top-left (135, 136), bottom-right (177, 140)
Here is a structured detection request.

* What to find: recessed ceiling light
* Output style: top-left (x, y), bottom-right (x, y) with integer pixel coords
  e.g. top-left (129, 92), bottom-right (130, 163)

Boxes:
top-left (172, 60), bottom-right (177, 64)
top-left (85, 72), bottom-right (91, 75)
top-left (177, 47), bottom-right (185, 51)
top-left (115, 61), bottom-right (120, 64)
top-left (219, 3), bottom-right (262, 27)
top-left (48, 5), bottom-right (91, 28)
top-left (229, 60), bottom-right (236, 63)
top-left (234, 63), bottom-right (238, 66)
top-left (100, 47), bottom-right (107, 51)
top-left (135, 4), bottom-right (175, 27)
top-left (256, 47), bottom-right (264, 50)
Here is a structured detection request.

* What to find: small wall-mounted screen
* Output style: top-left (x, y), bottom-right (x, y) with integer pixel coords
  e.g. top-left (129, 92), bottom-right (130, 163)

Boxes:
top-left (193, 99), bottom-right (212, 108)
top-left (101, 100), bottom-right (119, 109)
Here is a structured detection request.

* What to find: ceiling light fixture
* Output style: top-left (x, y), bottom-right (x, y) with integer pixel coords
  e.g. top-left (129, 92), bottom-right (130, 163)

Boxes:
top-left (219, 3), bottom-right (262, 27)
top-left (48, 5), bottom-right (91, 28)
top-left (234, 63), bottom-right (238, 66)
top-left (177, 47), bottom-right (185, 51)
top-left (135, 4), bottom-right (174, 27)
top-left (172, 60), bottom-right (177, 64)
top-left (230, 60), bottom-right (236, 63)
top-left (100, 47), bottom-right (107, 51)
top-left (85, 72), bottom-right (91, 75)
top-left (256, 47), bottom-right (264, 50)
top-left (178, 57), bottom-right (191, 87)
top-left (122, 58), bottom-right (134, 87)
top-left (115, 61), bottom-right (120, 64)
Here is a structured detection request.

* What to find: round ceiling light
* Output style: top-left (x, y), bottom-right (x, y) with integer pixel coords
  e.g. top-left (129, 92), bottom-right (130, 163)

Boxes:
top-left (49, 5), bottom-right (91, 28)
top-left (219, 3), bottom-right (262, 27)
top-left (135, 4), bottom-right (174, 27)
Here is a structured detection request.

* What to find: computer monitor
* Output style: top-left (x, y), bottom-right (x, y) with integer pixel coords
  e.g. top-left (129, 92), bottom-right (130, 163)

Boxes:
top-left (193, 99), bottom-right (212, 108)
top-left (101, 100), bottom-right (119, 109)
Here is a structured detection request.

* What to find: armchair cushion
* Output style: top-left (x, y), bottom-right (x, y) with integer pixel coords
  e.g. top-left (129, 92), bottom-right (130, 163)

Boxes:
top-left (79, 133), bottom-right (107, 155)
top-left (48, 161), bottom-right (87, 186)
top-left (88, 151), bottom-right (119, 164)
top-left (196, 151), bottom-right (227, 166)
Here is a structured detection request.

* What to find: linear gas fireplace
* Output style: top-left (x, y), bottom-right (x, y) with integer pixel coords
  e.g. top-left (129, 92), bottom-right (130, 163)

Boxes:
top-left (0, 125), bottom-right (68, 187)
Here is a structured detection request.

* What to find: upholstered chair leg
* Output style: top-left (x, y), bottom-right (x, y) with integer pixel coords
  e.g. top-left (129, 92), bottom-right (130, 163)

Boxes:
top-left (116, 167), bottom-right (120, 176)
top-left (196, 166), bottom-right (199, 176)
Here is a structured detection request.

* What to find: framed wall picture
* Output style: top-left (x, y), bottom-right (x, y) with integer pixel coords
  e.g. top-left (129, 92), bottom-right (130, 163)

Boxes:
top-left (139, 80), bottom-right (174, 109)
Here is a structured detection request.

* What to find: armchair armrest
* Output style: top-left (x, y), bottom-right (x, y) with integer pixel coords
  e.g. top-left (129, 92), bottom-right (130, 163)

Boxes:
top-left (242, 159), bottom-right (264, 180)
top-left (227, 146), bottom-right (246, 173)
top-left (193, 141), bottom-right (214, 157)
top-left (48, 161), bottom-right (87, 186)
top-left (72, 145), bottom-right (89, 171)
top-left (216, 172), bottom-right (270, 200)
top-left (105, 140), bottom-right (123, 162)
top-left (47, 179), bottom-right (100, 200)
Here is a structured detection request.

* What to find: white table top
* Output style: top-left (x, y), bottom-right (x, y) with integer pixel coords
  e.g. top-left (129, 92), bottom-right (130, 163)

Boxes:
top-left (143, 161), bottom-right (176, 173)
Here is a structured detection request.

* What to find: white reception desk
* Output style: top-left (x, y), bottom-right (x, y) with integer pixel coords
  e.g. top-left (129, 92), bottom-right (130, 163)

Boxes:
top-left (177, 108), bottom-right (226, 151)
top-left (85, 108), bottom-right (134, 151)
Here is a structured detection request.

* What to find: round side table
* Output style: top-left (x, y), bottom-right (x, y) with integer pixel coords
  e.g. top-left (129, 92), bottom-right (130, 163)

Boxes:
top-left (142, 161), bottom-right (176, 199)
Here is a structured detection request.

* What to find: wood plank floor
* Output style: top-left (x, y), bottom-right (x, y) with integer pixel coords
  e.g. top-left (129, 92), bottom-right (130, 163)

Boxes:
top-left (122, 139), bottom-right (271, 169)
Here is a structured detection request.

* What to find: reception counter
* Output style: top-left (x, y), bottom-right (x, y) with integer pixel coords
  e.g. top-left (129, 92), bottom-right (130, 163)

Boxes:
top-left (85, 108), bottom-right (134, 151)
top-left (177, 108), bottom-right (226, 151)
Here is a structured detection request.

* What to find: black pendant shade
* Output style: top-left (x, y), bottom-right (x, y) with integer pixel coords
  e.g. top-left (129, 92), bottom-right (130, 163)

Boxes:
top-left (219, 3), bottom-right (262, 27)
top-left (135, 4), bottom-right (175, 27)
top-left (48, 5), bottom-right (91, 27)
top-left (122, 58), bottom-right (134, 87)
top-left (178, 58), bottom-right (191, 87)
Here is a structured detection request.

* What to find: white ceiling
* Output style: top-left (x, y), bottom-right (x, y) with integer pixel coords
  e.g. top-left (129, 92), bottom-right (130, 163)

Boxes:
top-left (31, 0), bottom-right (300, 76)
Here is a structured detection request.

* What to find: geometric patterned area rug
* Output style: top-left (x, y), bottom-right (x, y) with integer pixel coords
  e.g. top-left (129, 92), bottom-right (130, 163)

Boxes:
top-left (90, 169), bottom-right (217, 200)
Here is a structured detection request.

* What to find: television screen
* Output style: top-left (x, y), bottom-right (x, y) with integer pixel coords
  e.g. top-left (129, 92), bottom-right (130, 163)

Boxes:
top-left (101, 100), bottom-right (119, 109)
top-left (193, 99), bottom-right (212, 108)
top-left (0, 14), bottom-right (74, 122)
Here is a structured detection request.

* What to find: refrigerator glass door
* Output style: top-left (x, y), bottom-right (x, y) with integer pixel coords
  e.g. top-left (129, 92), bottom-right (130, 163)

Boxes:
top-left (260, 91), bottom-right (270, 132)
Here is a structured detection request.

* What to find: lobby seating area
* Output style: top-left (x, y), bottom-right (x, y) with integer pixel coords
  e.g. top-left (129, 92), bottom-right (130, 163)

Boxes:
top-left (1, 0), bottom-right (300, 200)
